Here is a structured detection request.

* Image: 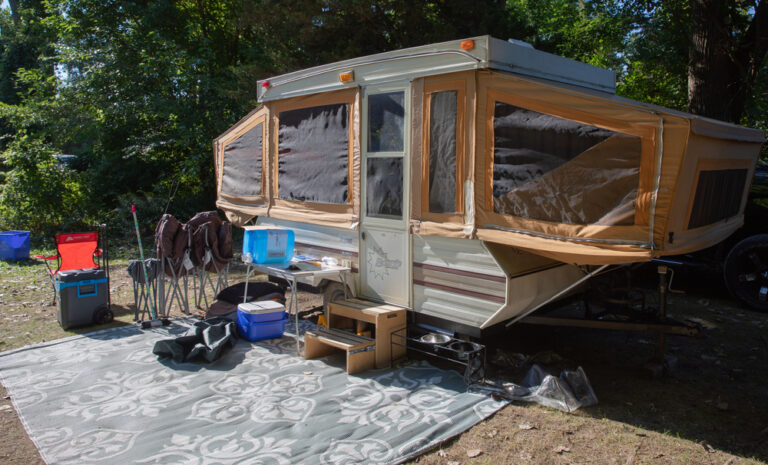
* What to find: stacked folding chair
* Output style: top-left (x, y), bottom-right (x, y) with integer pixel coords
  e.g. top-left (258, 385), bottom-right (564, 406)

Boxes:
top-left (152, 212), bottom-right (233, 316)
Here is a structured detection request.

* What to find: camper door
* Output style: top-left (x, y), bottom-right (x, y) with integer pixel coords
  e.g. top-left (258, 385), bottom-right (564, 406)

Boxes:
top-left (360, 83), bottom-right (411, 307)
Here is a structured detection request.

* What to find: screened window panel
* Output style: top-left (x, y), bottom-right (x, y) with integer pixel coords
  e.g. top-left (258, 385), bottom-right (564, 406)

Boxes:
top-left (366, 157), bottom-right (403, 219)
top-left (428, 91), bottom-right (458, 213)
top-left (221, 122), bottom-right (263, 197)
top-left (493, 102), bottom-right (642, 226)
top-left (368, 92), bottom-right (404, 152)
top-left (278, 103), bottom-right (349, 204)
top-left (688, 169), bottom-right (747, 229)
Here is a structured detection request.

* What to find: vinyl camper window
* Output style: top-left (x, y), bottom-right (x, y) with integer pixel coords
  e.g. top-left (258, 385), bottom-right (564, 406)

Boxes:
top-left (491, 101), bottom-right (642, 226)
top-left (276, 102), bottom-right (352, 204)
top-left (423, 81), bottom-right (465, 215)
top-left (220, 115), bottom-right (265, 198)
top-left (686, 159), bottom-right (751, 230)
top-left (366, 91), bottom-right (406, 219)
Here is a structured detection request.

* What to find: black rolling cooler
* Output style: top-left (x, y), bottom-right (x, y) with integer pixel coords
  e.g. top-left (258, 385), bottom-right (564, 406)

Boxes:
top-left (56, 269), bottom-right (110, 329)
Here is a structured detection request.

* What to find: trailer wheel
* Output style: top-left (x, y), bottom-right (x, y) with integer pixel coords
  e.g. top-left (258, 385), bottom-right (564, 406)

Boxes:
top-left (322, 281), bottom-right (346, 314)
top-left (723, 234), bottom-right (768, 312)
top-left (93, 306), bottom-right (114, 325)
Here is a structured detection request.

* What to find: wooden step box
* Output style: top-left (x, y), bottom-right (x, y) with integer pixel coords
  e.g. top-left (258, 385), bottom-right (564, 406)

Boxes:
top-left (326, 298), bottom-right (407, 369)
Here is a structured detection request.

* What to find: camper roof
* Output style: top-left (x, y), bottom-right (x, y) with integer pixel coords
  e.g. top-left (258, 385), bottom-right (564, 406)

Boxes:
top-left (257, 35), bottom-right (616, 102)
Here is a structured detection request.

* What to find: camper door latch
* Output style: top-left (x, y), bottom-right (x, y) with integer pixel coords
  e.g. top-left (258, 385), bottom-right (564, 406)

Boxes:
top-left (361, 231), bottom-right (366, 241)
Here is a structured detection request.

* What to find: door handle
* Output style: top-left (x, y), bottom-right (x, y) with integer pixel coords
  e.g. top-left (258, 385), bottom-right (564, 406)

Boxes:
top-left (361, 231), bottom-right (366, 241)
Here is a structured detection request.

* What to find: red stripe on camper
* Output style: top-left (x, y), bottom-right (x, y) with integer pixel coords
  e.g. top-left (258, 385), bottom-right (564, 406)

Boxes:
top-left (412, 262), bottom-right (506, 283)
top-left (413, 279), bottom-right (506, 304)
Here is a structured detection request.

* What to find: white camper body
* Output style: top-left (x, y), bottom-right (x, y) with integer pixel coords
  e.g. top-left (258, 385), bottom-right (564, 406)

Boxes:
top-left (214, 36), bottom-right (765, 337)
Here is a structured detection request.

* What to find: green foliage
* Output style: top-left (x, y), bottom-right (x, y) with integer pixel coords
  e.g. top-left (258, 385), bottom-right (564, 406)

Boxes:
top-left (0, 135), bottom-right (88, 235)
top-left (616, 0), bottom-right (689, 111)
top-left (508, 0), bottom-right (637, 70)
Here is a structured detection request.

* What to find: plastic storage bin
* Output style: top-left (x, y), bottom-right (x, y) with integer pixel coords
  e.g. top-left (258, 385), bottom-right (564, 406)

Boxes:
top-left (242, 226), bottom-right (294, 264)
top-left (57, 268), bottom-right (109, 329)
top-left (0, 231), bottom-right (30, 260)
top-left (237, 301), bottom-right (288, 341)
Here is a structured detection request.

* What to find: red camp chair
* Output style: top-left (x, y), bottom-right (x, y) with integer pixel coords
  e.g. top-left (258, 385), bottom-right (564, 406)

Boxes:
top-left (36, 227), bottom-right (110, 305)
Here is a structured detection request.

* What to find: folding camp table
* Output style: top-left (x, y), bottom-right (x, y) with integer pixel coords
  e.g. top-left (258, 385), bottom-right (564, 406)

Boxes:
top-left (242, 261), bottom-right (351, 355)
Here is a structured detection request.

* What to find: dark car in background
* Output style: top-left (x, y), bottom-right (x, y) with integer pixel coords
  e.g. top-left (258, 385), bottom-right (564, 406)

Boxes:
top-left (720, 159), bottom-right (768, 311)
top-left (670, 160), bottom-right (768, 311)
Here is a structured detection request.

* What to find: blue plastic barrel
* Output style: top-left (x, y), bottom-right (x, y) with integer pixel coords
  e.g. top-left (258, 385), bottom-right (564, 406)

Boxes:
top-left (0, 231), bottom-right (31, 260)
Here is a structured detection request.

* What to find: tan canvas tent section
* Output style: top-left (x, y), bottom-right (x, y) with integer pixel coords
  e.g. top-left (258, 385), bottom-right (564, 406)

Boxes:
top-left (662, 126), bottom-right (763, 255)
top-left (473, 70), bottom-right (763, 265)
top-left (266, 88), bottom-right (361, 229)
top-left (214, 105), bottom-right (270, 226)
top-left (409, 71), bottom-right (476, 238)
top-left (214, 88), bottom-right (362, 229)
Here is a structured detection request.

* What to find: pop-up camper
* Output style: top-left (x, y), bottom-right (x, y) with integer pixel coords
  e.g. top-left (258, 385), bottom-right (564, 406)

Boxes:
top-left (214, 36), bottom-right (765, 337)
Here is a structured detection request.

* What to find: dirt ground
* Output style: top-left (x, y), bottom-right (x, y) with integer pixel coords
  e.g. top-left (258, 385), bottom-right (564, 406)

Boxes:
top-left (0, 253), bottom-right (767, 464)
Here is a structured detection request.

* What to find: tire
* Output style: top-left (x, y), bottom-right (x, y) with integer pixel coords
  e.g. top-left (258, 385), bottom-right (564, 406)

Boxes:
top-left (93, 306), bottom-right (115, 325)
top-left (322, 281), bottom-right (347, 314)
top-left (723, 234), bottom-right (768, 312)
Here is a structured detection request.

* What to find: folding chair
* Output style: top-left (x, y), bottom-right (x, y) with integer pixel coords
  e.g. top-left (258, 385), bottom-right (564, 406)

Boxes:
top-left (36, 225), bottom-right (111, 306)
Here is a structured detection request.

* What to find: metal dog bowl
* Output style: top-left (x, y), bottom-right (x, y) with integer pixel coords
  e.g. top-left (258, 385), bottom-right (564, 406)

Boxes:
top-left (445, 340), bottom-right (483, 361)
top-left (419, 333), bottom-right (451, 345)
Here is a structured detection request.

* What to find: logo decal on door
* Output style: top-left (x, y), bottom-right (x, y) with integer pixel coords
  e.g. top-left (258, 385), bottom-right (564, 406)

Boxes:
top-left (367, 244), bottom-right (402, 281)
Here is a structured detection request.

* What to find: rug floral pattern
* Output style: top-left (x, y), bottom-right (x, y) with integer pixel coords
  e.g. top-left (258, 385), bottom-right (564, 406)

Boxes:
top-left (0, 320), bottom-right (506, 465)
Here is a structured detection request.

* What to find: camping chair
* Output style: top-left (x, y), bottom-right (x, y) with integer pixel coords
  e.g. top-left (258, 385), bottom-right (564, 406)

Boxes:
top-left (35, 226), bottom-right (111, 305)
top-left (193, 222), bottom-right (231, 310)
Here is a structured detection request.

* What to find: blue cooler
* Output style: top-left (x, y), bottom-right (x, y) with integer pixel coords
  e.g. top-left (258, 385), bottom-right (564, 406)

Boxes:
top-left (237, 301), bottom-right (288, 341)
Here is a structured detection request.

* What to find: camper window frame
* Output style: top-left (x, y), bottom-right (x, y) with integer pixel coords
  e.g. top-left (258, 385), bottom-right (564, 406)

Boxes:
top-left (421, 80), bottom-right (466, 222)
top-left (684, 158), bottom-right (753, 231)
top-left (217, 109), bottom-right (267, 202)
top-left (271, 89), bottom-right (356, 208)
top-left (479, 83), bottom-right (656, 244)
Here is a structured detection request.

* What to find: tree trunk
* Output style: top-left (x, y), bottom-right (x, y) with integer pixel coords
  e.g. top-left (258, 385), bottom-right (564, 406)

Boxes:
top-left (8, 0), bottom-right (20, 23)
top-left (688, 0), bottom-right (768, 123)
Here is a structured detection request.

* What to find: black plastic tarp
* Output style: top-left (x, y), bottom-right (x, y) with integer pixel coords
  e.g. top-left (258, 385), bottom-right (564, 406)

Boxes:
top-left (153, 318), bottom-right (237, 363)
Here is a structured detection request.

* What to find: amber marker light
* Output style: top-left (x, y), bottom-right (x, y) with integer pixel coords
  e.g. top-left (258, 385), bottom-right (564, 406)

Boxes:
top-left (338, 71), bottom-right (354, 83)
top-left (460, 40), bottom-right (475, 50)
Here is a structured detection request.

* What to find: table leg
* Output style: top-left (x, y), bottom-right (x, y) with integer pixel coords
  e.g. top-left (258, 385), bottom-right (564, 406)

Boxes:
top-left (243, 264), bottom-right (252, 304)
top-left (292, 279), bottom-right (300, 356)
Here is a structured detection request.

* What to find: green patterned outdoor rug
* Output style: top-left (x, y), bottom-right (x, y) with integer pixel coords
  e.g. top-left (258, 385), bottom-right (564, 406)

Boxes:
top-left (0, 319), bottom-right (506, 465)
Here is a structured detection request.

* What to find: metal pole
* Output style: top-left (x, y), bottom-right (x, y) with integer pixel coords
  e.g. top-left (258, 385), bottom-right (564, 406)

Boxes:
top-left (656, 265), bottom-right (668, 363)
top-left (506, 264), bottom-right (611, 327)
top-left (293, 279), bottom-right (300, 356)
top-left (158, 249), bottom-right (166, 317)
